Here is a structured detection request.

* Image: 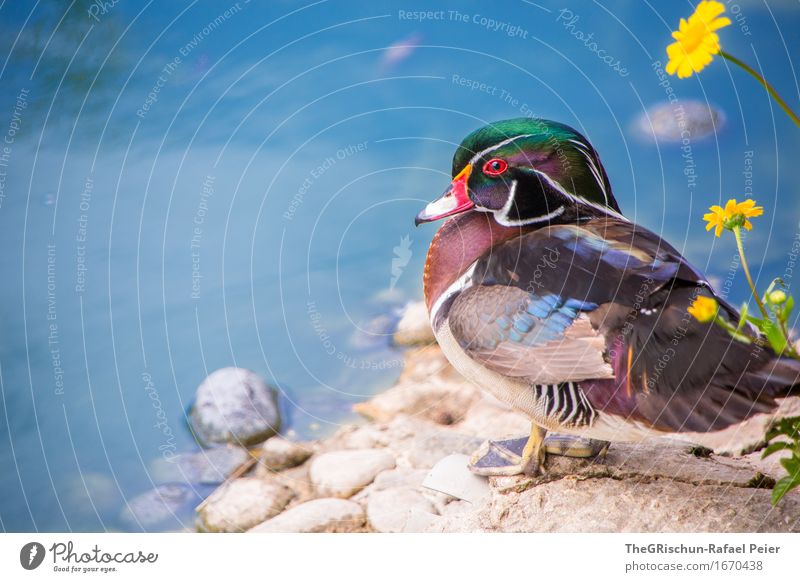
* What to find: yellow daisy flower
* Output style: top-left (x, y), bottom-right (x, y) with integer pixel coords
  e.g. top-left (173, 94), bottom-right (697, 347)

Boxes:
top-left (703, 203), bottom-right (728, 238)
top-left (703, 198), bottom-right (763, 236)
top-left (731, 198), bottom-right (764, 231)
top-left (688, 295), bottom-right (719, 323)
top-left (666, 1), bottom-right (732, 78)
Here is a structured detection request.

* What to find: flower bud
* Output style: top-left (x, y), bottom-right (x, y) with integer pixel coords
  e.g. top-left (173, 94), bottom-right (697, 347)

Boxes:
top-left (768, 290), bottom-right (787, 305)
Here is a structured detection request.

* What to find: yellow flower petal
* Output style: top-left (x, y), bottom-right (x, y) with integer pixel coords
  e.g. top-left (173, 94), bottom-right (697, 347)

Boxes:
top-left (739, 201), bottom-right (763, 217)
top-left (665, 1), bottom-right (731, 78)
top-left (688, 295), bottom-right (719, 322)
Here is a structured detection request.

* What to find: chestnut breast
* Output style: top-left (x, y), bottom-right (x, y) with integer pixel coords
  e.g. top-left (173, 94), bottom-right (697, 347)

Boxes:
top-left (423, 212), bottom-right (525, 321)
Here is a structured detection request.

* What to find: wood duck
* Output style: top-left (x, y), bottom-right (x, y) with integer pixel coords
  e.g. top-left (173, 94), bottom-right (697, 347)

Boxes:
top-left (416, 118), bottom-right (800, 476)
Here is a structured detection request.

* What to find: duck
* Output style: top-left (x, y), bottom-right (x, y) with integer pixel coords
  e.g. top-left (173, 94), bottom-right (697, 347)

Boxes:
top-left (415, 117), bottom-right (800, 476)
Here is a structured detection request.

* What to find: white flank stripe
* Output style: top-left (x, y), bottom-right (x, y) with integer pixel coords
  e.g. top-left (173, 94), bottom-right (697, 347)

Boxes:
top-left (429, 261), bottom-right (478, 324)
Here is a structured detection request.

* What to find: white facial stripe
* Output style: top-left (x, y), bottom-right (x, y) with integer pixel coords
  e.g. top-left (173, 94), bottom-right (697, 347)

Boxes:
top-left (568, 138), bottom-right (609, 205)
top-left (531, 169), bottom-right (626, 221)
top-left (568, 138), bottom-right (590, 152)
top-left (493, 179), bottom-right (565, 226)
top-left (498, 179), bottom-right (519, 220)
top-left (430, 261), bottom-right (478, 323)
top-left (497, 204), bottom-right (566, 227)
top-left (468, 133), bottom-right (536, 166)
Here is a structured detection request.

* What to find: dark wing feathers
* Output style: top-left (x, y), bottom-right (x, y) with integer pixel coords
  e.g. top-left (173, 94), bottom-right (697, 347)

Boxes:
top-left (594, 284), bottom-right (800, 432)
top-left (471, 220), bottom-right (702, 308)
top-left (447, 217), bottom-right (800, 433)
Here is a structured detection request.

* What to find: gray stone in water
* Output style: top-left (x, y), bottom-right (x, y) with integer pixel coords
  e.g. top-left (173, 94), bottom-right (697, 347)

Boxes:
top-left (635, 100), bottom-right (725, 142)
top-left (120, 483), bottom-right (207, 531)
top-left (149, 445), bottom-right (250, 485)
top-left (189, 367), bottom-right (281, 446)
top-left (198, 477), bottom-right (294, 533)
top-left (422, 454), bottom-right (491, 505)
top-left (65, 473), bottom-right (120, 513)
top-left (349, 313), bottom-right (398, 350)
top-left (249, 498), bottom-right (365, 533)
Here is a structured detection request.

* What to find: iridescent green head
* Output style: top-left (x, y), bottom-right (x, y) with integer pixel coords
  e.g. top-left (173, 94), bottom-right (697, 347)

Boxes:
top-left (416, 118), bottom-right (621, 226)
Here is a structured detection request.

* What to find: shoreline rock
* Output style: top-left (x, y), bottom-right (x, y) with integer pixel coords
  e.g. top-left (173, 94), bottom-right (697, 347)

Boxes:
top-left (198, 478), bottom-right (294, 532)
top-left (256, 437), bottom-right (313, 473)
top-left (249, 498), bottom-right (366, 533)
top-left (309, 449), bottom-right (396, 498)
top-left (150, 445), bottom-right (250, 485)
top-left (392, 301), bottom-right (435, 347)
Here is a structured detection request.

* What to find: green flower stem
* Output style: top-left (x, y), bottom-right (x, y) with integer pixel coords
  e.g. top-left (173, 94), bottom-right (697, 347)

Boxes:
top-left (720, 50), bottom-right (800, 129)
top-left (714, 316), bottom-right (754, 344)
top-left (776, 313), bottom-right (799, 358)
top-left (732, 226), bottom-right (769, 319)
top-left (774, 306), bottom-right (793, 350)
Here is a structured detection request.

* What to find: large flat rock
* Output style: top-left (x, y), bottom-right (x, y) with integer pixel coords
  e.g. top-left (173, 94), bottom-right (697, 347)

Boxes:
top-left (422, 441), bottom-right (800, 533)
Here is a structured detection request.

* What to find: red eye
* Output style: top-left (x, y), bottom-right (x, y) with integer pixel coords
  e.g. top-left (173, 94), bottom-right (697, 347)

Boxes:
top-left (483, 158), bottom-right (508, 176)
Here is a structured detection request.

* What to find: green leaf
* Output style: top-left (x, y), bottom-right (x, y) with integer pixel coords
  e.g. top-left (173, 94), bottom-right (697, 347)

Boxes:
top-left (763, 416), bottom-right (800, 505)
top-left (781, 295), bottom-right (795, 324)
top-left (771, 475), bottom-right (800, 505)
top-left (766, 417), bottom-right (800, 441)
top-left (737, 303), bottom-right (749, 331)
top-left (778, 455), bottom-right (800, 476)
top-left (763, 321), bottom-right (788, 353)
top-left (762, 442), bottom-right (792, 458)
top-left (746, 314), bottom-right (764, 325)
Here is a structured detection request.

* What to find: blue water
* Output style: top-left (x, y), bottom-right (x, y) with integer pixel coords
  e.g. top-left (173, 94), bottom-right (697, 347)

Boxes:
top-left (1, 0), bottom-right (799, 531)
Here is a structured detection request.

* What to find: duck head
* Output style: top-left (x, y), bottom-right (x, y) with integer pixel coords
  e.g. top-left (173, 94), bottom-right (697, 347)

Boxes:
top-left (416, 118), bottom-right (622, 227)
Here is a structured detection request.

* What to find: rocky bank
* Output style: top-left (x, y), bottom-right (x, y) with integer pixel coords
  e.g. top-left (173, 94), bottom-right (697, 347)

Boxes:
top-left (190, 301), bottom-right (800, 533)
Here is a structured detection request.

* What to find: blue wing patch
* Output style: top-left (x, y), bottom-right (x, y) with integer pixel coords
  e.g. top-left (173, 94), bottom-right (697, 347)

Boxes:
top-left (472, 292), bottom-right (598, 350)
